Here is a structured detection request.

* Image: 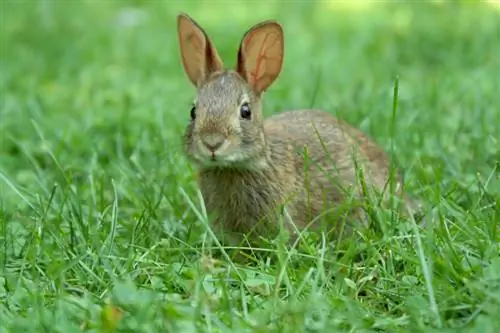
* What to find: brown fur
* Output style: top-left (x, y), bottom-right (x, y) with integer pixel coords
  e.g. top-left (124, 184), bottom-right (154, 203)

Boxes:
top-left (177, 14), bottom-right (416, 245)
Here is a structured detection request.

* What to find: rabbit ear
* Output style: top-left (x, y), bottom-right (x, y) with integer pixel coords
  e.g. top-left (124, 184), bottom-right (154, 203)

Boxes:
top-left (177, 13), bottom-right (224, 86)
top-left (236, 21), bottom-right (284, 94)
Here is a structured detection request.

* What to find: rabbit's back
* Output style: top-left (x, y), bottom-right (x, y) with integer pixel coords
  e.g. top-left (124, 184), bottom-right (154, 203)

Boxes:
top-left (265, 109), bottom-right (395, 185)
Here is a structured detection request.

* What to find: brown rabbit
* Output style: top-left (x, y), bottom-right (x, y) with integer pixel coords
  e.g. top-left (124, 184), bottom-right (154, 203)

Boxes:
top-left (177, 13), bottom-right (414, 245)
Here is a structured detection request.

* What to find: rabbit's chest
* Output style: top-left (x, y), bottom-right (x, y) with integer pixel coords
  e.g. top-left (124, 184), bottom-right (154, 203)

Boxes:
top-left (198, 170), bottom-right (284, 230)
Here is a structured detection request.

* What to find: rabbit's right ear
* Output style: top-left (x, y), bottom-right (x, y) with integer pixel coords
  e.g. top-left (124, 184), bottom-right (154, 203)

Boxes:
top-left (177, 13), bottom-right (224, 86)
top-left (236, 21), bottom-right (284, 95)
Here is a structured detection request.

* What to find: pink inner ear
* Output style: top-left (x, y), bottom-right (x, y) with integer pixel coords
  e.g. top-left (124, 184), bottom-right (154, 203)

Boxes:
top-left (186, 32), bottom-right (204, 55)
top-left (244, 31), bottom-right (262, 85)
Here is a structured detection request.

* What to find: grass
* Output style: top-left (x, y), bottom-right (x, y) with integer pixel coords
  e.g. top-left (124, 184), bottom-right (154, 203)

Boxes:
top-left (1, 0), bottom-right (499, 332)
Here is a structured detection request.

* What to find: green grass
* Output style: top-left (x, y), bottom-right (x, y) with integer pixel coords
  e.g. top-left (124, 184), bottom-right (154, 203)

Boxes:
top-left (1, 1), bottom-right (499, 332)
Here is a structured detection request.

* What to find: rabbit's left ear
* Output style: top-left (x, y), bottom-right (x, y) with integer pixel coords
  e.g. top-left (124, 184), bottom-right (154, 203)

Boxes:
top-left (236, 21), bottom-right (284, 95)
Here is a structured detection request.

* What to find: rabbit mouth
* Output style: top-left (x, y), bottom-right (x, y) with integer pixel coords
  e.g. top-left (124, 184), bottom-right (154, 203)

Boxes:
top-left (192, 150), bottom-right (227, 166)
top-left (209, 154), bottom-right (219, 163)
top-left (199, 157), bottom-right (235, 169)
top-left (194, 150), bottom-right (250, 169)
top-left (201, 153), bottom-right (235, 166)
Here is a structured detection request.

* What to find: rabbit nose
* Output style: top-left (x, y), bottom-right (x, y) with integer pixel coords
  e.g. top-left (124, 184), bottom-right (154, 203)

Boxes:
top-left (202, 134), bottom-right (225, 152)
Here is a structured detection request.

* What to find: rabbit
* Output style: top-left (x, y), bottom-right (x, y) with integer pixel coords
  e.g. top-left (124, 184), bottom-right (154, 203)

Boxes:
top-left (176, 13), bottom-right (417, 245)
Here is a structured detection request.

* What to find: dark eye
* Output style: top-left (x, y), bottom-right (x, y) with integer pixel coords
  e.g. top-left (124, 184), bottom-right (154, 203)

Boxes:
top-left (190, 105), bottom-right (196, 120)
top-left (240, 102), bottom-right (251, 119)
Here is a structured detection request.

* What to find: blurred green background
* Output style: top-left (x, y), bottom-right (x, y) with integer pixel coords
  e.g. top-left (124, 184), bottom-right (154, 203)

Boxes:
top-left (1, 1), bottom-right (500, 332)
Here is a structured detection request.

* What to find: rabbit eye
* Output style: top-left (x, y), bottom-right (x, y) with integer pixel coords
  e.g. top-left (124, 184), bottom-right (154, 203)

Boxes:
top-left (190, 105), bottom-right (196, 120)
top-left (240, 102), bottom-right (251, 120)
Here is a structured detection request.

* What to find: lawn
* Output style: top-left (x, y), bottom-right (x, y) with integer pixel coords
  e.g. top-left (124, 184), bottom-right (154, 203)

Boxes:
top-left (1, 1), bottom-right (499, 332)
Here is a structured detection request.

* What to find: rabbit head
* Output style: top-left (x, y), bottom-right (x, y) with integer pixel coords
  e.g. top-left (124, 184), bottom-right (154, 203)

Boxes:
top-left (177, 13), bottom-right (284, 169)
